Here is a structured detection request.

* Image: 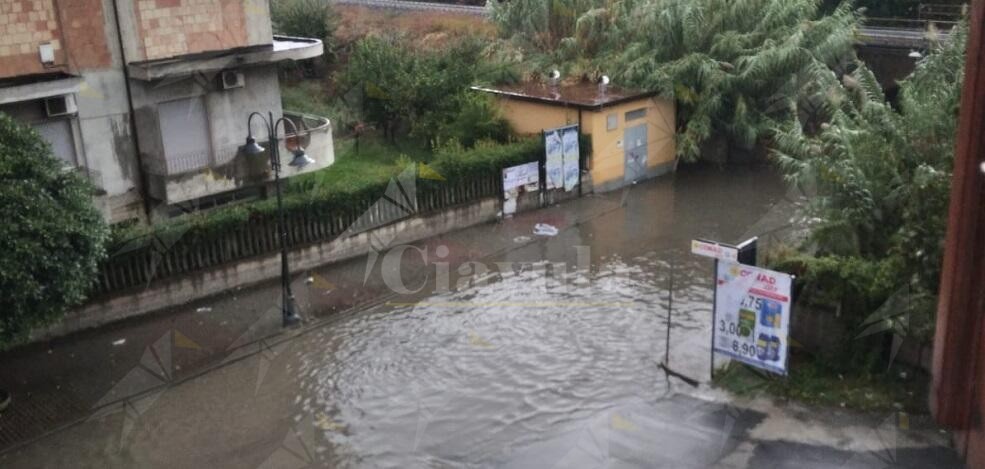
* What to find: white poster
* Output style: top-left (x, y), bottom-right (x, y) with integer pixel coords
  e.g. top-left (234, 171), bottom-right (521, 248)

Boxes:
top-left (713, 261), bottom-right (792, 375)
top-left (544, 129), bottom-right (563, 190)
top-left (561, 127), bottom-right (580, 192)
top-left (502, 161), bottom-right (540, 191)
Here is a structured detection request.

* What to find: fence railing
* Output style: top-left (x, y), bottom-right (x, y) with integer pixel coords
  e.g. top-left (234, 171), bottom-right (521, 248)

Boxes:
top-left (94, 171), bottom-right (503, 296)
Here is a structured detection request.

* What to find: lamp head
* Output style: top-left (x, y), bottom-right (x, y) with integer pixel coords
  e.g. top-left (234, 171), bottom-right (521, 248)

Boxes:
top-left (244, 136), bottom-right (265, 155)
top-left (288, 148), bottom-right (314, 168)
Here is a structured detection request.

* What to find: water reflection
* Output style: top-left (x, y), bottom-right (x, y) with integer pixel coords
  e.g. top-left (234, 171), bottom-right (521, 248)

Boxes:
top-left (295, 164), bottom-right (791, 467)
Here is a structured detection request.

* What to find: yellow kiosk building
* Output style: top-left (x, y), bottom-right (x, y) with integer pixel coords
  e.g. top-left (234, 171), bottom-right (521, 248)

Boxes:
top-left (474, 82), bottom-right (676, 192)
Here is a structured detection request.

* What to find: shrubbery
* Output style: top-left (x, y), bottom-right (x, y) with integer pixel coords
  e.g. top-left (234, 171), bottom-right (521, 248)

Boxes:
top-left (108, 138), bottom-right (549, 253)
top-left (770, 21), bottom-right (967, 366)
top-left (0, 113), bottom-right (107, 346)
top-left (342, 34), bottom-right (510, 147)
top-left (491, 0), bottom-right (859, 162)
top-left (271, 0), bottom-right (337, 42)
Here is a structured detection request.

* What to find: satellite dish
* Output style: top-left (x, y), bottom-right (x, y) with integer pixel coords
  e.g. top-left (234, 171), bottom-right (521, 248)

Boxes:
top-left (549, 69), bottom-right (561, 80)
top-left (599, 75), bottom-right (610, 85)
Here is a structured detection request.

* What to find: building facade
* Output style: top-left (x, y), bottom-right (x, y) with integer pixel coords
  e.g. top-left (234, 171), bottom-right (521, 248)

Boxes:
top-left (0, 0), bottom-right (332, 223)
top-left (474, 82), bottom-right (676, 193)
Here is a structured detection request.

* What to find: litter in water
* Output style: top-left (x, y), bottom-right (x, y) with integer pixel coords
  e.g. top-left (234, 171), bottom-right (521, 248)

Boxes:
top-left (533, 223), bottom-right (559, 237)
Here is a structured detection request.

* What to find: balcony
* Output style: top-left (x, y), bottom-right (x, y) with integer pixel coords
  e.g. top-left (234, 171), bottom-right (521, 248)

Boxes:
top-left (127, 36), bottom-right (324, 81)
top-left (143, 111), bottom-right (334, 205)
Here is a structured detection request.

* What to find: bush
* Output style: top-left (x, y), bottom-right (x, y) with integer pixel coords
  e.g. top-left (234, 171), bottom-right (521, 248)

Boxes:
top-left (0, 113), bottom-right (108, 346)
top-left (343, 34), bottom-right (508, 146)
top-left (106, 139), bottom-right (547, 263)
top-left (271, 0), bottom-right (337, 42)
top-left (771, 21), bottom-right (968, 359)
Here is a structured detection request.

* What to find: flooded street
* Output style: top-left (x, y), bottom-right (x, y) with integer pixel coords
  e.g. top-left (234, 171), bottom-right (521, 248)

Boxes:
top-left (299, 165), bottom-right (789, 467)
top-left (1, 165), bottom-right (957, 468)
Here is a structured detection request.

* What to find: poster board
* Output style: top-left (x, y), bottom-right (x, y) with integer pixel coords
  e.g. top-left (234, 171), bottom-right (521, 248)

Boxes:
top-left (502, 161), bottom-right (540, 215)
top-left (544, 129), bottom-right (564, 190)
top-left (561, 126), bottom-right (580, 192)
top-left (713, 261), bottom-right (792, 375)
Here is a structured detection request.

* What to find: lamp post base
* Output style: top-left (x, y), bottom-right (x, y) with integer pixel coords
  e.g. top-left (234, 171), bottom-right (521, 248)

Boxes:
top-left (282, 296), bottom-right (303, 328)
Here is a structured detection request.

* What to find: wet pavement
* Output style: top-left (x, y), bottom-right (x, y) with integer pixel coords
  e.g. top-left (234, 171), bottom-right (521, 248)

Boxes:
top-left (0, 164), bottom-right (962, 467)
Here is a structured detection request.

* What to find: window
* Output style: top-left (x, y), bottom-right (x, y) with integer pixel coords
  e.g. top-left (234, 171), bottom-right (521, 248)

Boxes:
top-left (158, 97), bottom-right (212, 174)
top-left (33, 119), bottom-right (77, 166)
top-left (607, 113), bottom-right (618, 131)
top-left (625, 107), bottom-right (647, 121)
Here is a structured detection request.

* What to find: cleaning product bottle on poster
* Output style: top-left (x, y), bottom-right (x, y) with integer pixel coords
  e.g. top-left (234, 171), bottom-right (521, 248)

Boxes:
top-left (769, 336), bottom-right (781, 361)
top-left (757, 334), bottom-right (770, 361)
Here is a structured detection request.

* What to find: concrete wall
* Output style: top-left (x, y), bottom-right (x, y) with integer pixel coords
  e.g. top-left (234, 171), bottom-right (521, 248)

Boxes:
top-left (38, 196), bottom-right (504, 339)
top-left (73, 0), bottom-right (145, 223)
top-left (495, 97), bottom-right (580, 135)
top-left (128, 65), bottom-right (332, 210)
top-left (585, 97), bottom-right (676, 192)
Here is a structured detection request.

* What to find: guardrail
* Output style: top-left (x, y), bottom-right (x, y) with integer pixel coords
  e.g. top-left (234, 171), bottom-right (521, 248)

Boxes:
top-left (331, 0), bottom-right (488, 16)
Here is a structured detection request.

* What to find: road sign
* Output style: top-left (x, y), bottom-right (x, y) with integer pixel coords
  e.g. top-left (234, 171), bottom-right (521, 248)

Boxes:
top-left (713, 261), bottom-right (792, 375)
top-left (691, 239), bottom-right (738, 262)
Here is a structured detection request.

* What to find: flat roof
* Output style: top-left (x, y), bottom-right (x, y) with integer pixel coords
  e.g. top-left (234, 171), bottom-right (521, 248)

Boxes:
top-left (0, 72), bottom-right (82, 106)
top-left (472, 82), bottom-right (657, 110)
top-left (127, 36), bottom-right (324, 81)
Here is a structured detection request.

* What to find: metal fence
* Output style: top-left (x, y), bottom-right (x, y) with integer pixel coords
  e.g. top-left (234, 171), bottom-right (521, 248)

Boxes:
top-left (94, 171), bottom-right (502, 296)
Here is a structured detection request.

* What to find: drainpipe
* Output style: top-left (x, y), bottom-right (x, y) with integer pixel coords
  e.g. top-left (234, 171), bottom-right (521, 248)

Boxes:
top-left (110, 0), bottom-right (152, 222)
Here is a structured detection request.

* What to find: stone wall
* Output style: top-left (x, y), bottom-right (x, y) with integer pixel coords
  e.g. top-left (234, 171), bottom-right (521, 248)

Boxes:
top-left (0, 0), bottom-right (112, 78)
top-left (134, 0), bottom-right (248, 60)
top-left (0, 0), bottom-right (61, 77)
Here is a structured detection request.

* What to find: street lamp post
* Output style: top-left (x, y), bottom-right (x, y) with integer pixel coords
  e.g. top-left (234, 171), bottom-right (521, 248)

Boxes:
top-left (244, 111), bottom-right (314, 327)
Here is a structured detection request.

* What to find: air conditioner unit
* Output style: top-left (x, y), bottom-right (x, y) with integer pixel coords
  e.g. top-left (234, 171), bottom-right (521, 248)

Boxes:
top-left (220, 71), bottom-right (245, 90)
top-left (44, 95), bottom-right (77, 117)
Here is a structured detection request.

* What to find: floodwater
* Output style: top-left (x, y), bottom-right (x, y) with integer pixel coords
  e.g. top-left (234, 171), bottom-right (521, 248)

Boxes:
top-left (293, 164), bottom-right (794, 467)
top-left (10, 164), bottom-right (956, 468)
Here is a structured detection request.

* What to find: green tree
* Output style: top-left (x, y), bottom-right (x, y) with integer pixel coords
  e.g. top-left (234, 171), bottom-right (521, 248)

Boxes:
top-left (0, 113), bottom-right (108, 346)
top-left (770, 21), bottom-right (966, 349)
top-left (343, 35), bottom-right (509, 147)
top-left (491, 0), bottom-right (860, 162)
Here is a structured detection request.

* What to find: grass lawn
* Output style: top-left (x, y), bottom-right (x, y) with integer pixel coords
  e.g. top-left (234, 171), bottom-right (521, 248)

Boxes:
top-left (714, 349), bottom-right (931, 414)
top-left (289, 132), bottom-right (434, 196)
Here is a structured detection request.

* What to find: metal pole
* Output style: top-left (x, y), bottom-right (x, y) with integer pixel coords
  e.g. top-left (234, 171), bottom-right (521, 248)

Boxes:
top-left (270, 112), bottom-right (301, 327)
top-left (664, 261), bottom-right (673, 361)
top-left (710, 259), bottom-right (718, 381)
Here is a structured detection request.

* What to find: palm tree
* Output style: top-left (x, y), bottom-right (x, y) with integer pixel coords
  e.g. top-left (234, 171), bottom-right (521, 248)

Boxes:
top-left (491, 0), bottom-right (861, 162)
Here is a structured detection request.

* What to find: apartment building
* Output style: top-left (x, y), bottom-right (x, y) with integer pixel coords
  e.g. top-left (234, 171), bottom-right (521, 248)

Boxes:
top-left (0, 0), bottom-right (333, 223)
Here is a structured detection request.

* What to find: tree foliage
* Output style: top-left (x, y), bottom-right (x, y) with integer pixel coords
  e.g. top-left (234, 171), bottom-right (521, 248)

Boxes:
top-left (271, 0), bottom-right (338, 42)
top-left (342, 34), bottom-right (509, 147)
top-left (491, 0), bottom-right (861, 161)
top-left (771, 21), bottom-right (967, 343)
top-left (0, 113), bottom-right (108, 346)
